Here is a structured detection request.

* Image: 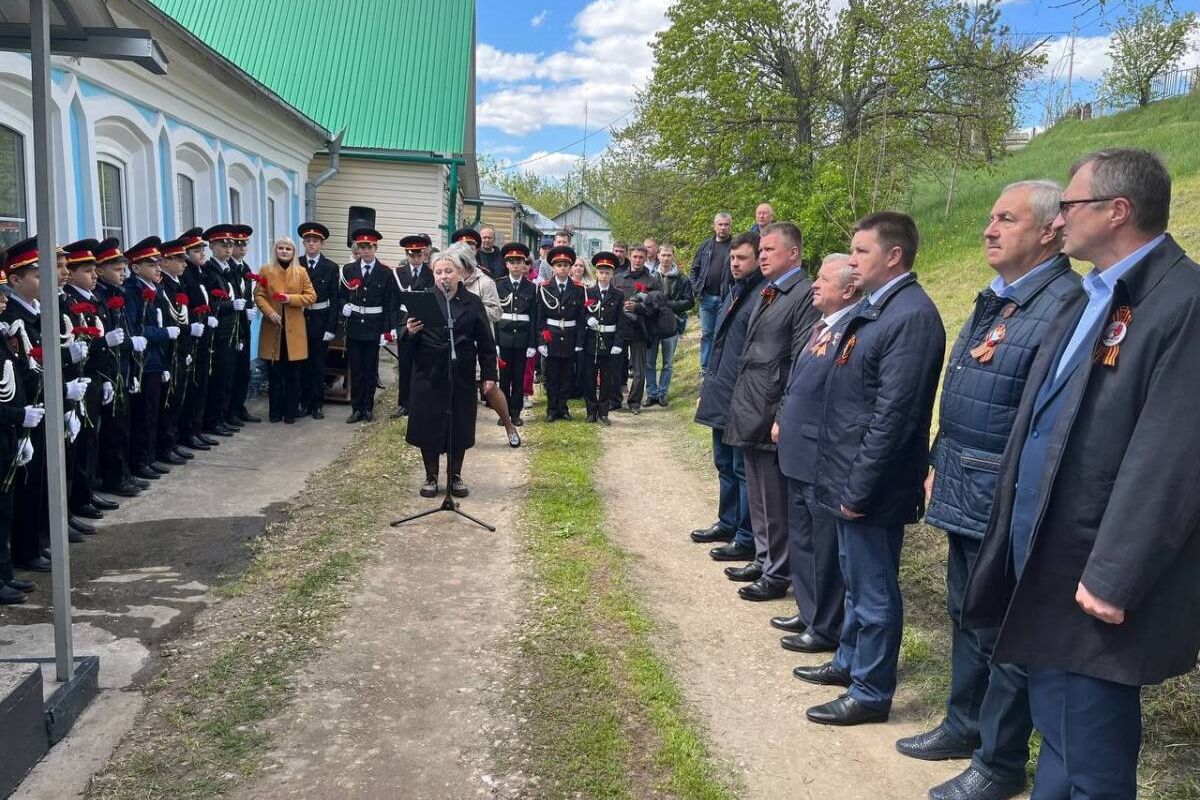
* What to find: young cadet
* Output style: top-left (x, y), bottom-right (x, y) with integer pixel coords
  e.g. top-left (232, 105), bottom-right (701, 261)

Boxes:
top-left (296, 222), bottom-right (339, 419)
top-left (201, 225), bottom-right (238, 438)
top-left (179, 227), bottom-right (219, 452)
top-left (337, 228), bottom-right (396, 423)
top-left (582, 251), bottom-right (625, 426)
top-left (156, 238), bottom-right (198, 464)
top-left (495, 242), bottom-right (537, 427)
top-left (535, 245), bottom-right (585, 421)
top-left (391, 233), bottom-right (435, 418)
top-left (0, 270), bottom-right (38, 601)
top-left (227, 225), bottom-right (260, 426)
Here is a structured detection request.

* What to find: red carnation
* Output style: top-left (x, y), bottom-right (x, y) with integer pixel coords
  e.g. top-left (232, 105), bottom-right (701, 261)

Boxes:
top-left (635, 282), bottom-right (648, 293)
top-left (572, 279), bottom-right (584, 287)
top-left (193, 304), bottom-right (211, 315)
top-left (347, 278), bottom-right (363, 291)
top-left (141, 289), bottom-right (156, 302)
top-left (585, 299), bottom-right (600, 312)
top-left (272, 292), bottom-right (288, 302)
top-left (211, 288), bottom-right (229, 300)
top-left (497, 357), bottom-right (508, 370)
top-left (249, 273), bottom-right (267, 286)
top-left (174, 293), bottom-right (190, 307)
top-left (382, 331), bottom-right (396, 343)
top-left (69, 302), bottom-right (96, 315)
top-left (107, 296), bottom-right (126, 310)
top-left (541, 329), bottom-right (553, 344)
top-left (71, 325), bottom-right (90, 337)
top-left (29, 346), bottom-right (43, 364)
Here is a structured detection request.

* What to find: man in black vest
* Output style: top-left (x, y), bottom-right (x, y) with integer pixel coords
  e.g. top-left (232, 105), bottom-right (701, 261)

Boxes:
top-left (296, 222), bottom-right (339, 420)
top-left (338, 228), bottom-right (396, 422)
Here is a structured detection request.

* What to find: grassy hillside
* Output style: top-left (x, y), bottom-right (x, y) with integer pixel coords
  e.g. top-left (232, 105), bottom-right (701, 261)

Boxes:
top-left (910, 92), bottom-right (1200, 337)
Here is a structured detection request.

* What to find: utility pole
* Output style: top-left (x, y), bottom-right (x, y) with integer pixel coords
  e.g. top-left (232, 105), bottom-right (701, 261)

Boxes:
top-left (580, 99), bottom-right (588, 204)
top-left (1065, 23), bottom-right (1077, 117)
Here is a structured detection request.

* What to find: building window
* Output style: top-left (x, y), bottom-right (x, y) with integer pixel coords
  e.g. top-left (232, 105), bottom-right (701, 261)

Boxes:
top-left (229, 187), bottom-right (241, 223)
top-left (177, 174), bottom-right (195, 231)
top-left (0, 125), bottom-right (27, 248)
top-left (97, 159), bottom-right (125, 243)
top-left (267, 198), bottom-right (276, 242)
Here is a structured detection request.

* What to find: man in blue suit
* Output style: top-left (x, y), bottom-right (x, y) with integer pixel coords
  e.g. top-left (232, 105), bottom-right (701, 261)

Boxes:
top-left (771, 254), bottom-right (860, 653)
top-left (795, 211), bottom-right (945, 726)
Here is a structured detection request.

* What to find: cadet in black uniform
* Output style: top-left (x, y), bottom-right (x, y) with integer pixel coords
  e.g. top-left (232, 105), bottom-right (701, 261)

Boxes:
top-left (93, 240), bottom-right (145, 491)
top-left (123, 237), bottom-right (177, 479)
top-left (0, 268), bottom-right (39, 601)
top-left (391, 233), bottom-right (434, 418)
top-left (296, 222), bottom-right (339, 420)
top-left (495, 242), bottom-right (537, 426)
top-left (227, 225), bottom-right (260, 425)
top-left (201, 225), bottom-right (238, 437)
top-left (337, 228), bottom-right (396, 422)
top-left (156, 238), bottom-right (197, 464)
top-left (582, 252), bottom-right (626, 426)
top-left (535, 245), bottom-right (585, 421)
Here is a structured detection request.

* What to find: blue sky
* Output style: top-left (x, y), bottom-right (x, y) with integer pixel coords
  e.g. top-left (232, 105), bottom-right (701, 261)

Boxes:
top-left (476, 0), bottom-right (1200, 180)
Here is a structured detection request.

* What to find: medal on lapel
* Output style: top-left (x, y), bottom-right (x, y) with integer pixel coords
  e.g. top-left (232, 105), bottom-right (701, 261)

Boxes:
top-left (1001, 302), bottom-right (1018, 319)
top-left (1094, 305), bottom-right (1131, 367)
top-left (969, 323), bottom-right (1006, 364)
top-left (835, 334), bottom-right (857, 366)
top-left (810, 327), bottom-right (834, 357)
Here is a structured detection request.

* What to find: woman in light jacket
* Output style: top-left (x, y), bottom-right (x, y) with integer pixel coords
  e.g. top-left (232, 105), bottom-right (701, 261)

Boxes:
top-left (255, 238), bottom-right (316, 424)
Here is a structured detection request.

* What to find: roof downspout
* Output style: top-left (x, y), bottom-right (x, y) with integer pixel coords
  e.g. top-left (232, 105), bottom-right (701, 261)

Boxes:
top-left (464, 198), bottom-right (484, 226)
top-left (305, 127), bottom-right (345, 220)
top-left (445, 159), bottom-right (460, 238)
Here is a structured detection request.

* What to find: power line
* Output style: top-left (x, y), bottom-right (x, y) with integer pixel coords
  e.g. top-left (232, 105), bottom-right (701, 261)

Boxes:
top-left (498, 106), bottom-right (636, 171)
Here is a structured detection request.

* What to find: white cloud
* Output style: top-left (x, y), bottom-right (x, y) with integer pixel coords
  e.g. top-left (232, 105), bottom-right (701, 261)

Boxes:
top-left (477, 0), bottom-right (672, 135)
top-left (1038, 34), bottom-right (1113, 82)
top-left (531, 9), bottom-right (548, 28)
top-left (519, 152), bottom-right (586, 179)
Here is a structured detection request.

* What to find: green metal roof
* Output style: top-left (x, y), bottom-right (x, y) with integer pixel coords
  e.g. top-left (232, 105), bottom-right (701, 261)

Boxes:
top-left (147, 0), bottom-right (475, 153)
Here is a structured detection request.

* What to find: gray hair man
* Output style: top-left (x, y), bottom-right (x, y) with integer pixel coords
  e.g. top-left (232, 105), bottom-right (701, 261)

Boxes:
top-left (897, 180), bottom-right (1080, 800)
top-left (751, 202), bottom-right (775, 234)
top-left (690, 212), bottom-right (734, 375)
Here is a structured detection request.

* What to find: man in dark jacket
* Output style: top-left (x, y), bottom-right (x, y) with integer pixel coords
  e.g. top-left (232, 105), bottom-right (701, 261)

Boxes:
top-left (337, 228), bottom-right (398, 423)
top-left (496, 242), bottom-right (538, 426)
top-left (645, 244), bottom-right (694, 406)
top-left (297, 223), bottom-right (339, 420)
top-left (898, 182), bottom-right (1081, 800)
top-left (771, 254), bottom-right (860, 656)
top-left (610, 246), bottom-right (663, 413)
top-left (964, 149), bottom-right (1200, 799)
top-left (723, 222), bottom-right (819, 601)
top-left (690, 212), bottom-right (733, 375)
top-left (201, 225), bottom-right (239, 437)
top-left (796, 211), bottom-right (945, 727)
top-left (389, 233), bottom-right (435, 419)
top-left (692, 232), bottom-right (762, 560)
top-left (476, 226), bottom-right (505, 278)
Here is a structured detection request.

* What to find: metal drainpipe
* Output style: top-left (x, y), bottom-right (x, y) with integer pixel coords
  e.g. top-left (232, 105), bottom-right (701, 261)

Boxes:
top-left (445, 159), bottom-right (460, 238)
top-left (464, 198), bottom-right (484, 226)
top-left (305, 127), bottom-right (345, 220)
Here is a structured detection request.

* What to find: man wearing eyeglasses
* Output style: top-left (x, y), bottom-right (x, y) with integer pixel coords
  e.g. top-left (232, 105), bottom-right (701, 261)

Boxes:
top-left (963, 148), bottom-right (1200, 799)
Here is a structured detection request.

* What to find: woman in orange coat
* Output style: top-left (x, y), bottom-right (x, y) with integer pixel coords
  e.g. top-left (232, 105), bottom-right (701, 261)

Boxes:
top-left (255, 238), bottom-right (316, 423)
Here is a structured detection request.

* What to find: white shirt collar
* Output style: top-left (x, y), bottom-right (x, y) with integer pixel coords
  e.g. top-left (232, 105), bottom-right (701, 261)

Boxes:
top-left (138, 277), bottom-right (157, 292)
top-left (821, 303), bottom-right (857, 329)
top-left (361, 260), bottom-right (376, 270)
top-left (11, 293), bottom-right (39, 315)
top-left (867, 271), bottom-right (912, 305)
top-left (71, 286), bottom-right (95, 300)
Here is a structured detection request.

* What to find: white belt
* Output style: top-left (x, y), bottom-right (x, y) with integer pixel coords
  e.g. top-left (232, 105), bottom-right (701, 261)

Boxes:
top-left (501, 313), bottom-right (530, 322)
top-left (597, 324), bottom-right (617, 333)
top-left (546, 318), bottom-right (576, 328)
top-left (349, 304), bottom-right (383, 315)
top-left (307, 300), bottom-right (330, 311)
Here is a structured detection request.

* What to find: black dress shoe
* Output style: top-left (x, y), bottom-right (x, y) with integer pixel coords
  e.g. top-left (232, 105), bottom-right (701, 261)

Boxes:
top-left (131, 477), bottom-right (152, 490)
top-left (197, 433), bottom-right (220, 446)
top-left (104, 483), bottom-right (141, 498)
top-left (450, 477), bottom-right (469, 497)
top-left (0, 585), bottom-right (27, 604)
top-left (172, 447), bottom-right (195, 460)
top-left (132, 466), bottom-right (160, 481)
top-left (711, 542), bottom-right (756, 562)
top-left (561, 411), bottom-right (573, 421)
top-left (7, 578), bottom-right (35, 592)
top-left (928, 766), bottom-right (1025, 800)
top-left (204, 426), bottom-right (233, 438)
top-left (690, 523), bottom-right (734, 543)
top-left (781, 631), bottom-right (838, 653)
top-left (545, 412), bottom-right (558, 422)
top-left (512, 416), bottom-right (523, 427)
top-left (284, 417), bottom-right (295, 424)
top-left (420, 477), bottom-right (438, 498)
top-left (792, 662), bottom-right (851, 687)
top-left (161, 452), bottom-right (188, 466)
top-left (238, 410), bottom-right (261, 423)
top-left (74, 504), bottom-right (104, 520)
top-left (311, 408), bottom-right (325, 420)
top-left (644, 396), bottom-right (659, 407)
top-left (68, 529), bottom-right (85, 543)
top-left (586, 413), bottom-right (597, 423)
top-left (88, 496), bottom-right (120, 511)
top-left (724, 563), bottom-right (763, 582)
top-left (361, 410), bottom-right (374, 422)
top-left (738, 577), bottom-right (788, 601)
top-left (183, 437), bottom-right (211, 451)
top-left (269, 416), bottom-right (283, 423)
top-left (17, 556), bottom-right (52, 573)
top-left (628, 404), bottom-right (641, 415)
top-left (599, 416), bottom-right (611, 427)
top-left (149, 462), bottom-right (171, 475)
top-left (771, 614), bottom-right (808, 633)
top-left (347, 411), bottom-right (363, 424)
top-left (806, 694), bottom-right (889, 726)
top-left (223, 417), bottom-right (244, 429)
top-left (896, 725), bottom-right (978, 762)
top-left (69, 518), bottom-right (97, 535)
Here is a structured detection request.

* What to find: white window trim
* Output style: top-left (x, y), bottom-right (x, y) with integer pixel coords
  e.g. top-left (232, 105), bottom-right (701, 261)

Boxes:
top-left (96, 153), bottom-right (128, 243)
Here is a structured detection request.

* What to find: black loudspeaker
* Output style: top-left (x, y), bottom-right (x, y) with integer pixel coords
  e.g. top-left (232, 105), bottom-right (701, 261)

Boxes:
top-left (346, 206), bottom-right (376, 249)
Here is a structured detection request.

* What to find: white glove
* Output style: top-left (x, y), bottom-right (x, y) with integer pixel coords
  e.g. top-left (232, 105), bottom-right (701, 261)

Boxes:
top-left (207, 316), bottom-right (218, 329)
top-left (130, 377), bottom-right (141, 395)
top-left (68, 340), bottom-right (88, 364)
top-left (102, 381), bottom-right (114, 406)
top-left (246, 307), bottom-right (259, 321)
top-left (525, 347), bottom-right (535, 358)
top-left (105, 328), bottom-right (126, 347)
top-left (322, 331), bottom-right (336, 343)
top-left (15, 437), bottom-right (33, 467)
top-left (611, 346), bottom-right (623, 355)
top-left (233, 298), bottom-right (247, 311)
top-left (65, 377), bottom-right (89, 402)
top-left (64, 410), bottom-right (81, 443)
top-left (131, 336), bottom-right (147, 353)
top-left (587, 316), bottom-right (599, 330)
top-left (162, 370), bottom-right (170, 384)
top-left (166, 326), bottom-right (180, 340)
top-left (574, 346), bottom-right (583, 352)
top-left (236, 342), bottom-right (244, 352)
top-left (185, 355), bottom-right (193, 366)
top-left (22, 406), bottom-right (45, 428)
top-left (537, 345), bottom-right (549, 357)
top-left (189, 322), bottom-right (204, 337)
top-left (341, 303), bottom-right (353, 318)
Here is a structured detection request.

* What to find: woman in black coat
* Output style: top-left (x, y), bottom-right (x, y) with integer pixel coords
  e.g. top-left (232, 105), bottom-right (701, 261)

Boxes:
top-left (403, 252), bottom-right (498, 499)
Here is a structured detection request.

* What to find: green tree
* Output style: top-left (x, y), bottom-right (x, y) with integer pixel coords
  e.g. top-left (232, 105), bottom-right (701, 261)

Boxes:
top-left (1103, 3), bottom-right (1199, 107)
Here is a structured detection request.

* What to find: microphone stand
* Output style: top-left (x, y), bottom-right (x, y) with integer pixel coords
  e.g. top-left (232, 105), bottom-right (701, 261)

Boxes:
top-left (392, 281), bottom-right (495, 532)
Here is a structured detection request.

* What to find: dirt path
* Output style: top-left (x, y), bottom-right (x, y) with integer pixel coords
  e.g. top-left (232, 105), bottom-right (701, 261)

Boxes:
top-left (598, 409), bottom-right (960, 800)
top-left (230, 416), bottom-right (527, 800)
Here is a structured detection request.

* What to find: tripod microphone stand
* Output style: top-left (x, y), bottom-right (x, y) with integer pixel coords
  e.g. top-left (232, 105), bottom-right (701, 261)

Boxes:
top-left (391, 281), bottom-right (495, 532)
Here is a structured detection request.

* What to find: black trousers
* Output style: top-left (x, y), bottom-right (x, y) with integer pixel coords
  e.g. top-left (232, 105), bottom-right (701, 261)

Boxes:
top-left (395, 340), bottom-right (415, 409)
top-left (68, 422), bottom-right (97, 511)
top-left (181, 341), bottom-right (212, 442)
top-left (129, 372), bottom-right (164, 469)
top-left (99, 395), bottom-right (130, 490)
top-left (158, 357), bottom-right (187, 457)
top-left (0, 481), bottom-right (14, 582)
top-left (786, 479), bottom-right (845, 643)
top-left (12, 429), bottom-right (47, 564)
top-left (585, 353), bottom-right (622, 418)
top-left (625, 340), bottom-right (648, 407)
top-left (498, 346), bottom-right (527, 420)
top-left (302, 332), bottom-right (330, 411)
top-left (609, 351), bottom-right (629, 409)
top-left (268, 334), bottom-right (301, 420)
top-left (347, 338), bottom-right (379, 413)
top-left (229, 337), bottom-right (251, 418)
top-left (205, 336), bottom-right (235, 429)
top-left (421, 447), bottom-right (465, 480)
top-left (543, 355), bottom-right (573, 416)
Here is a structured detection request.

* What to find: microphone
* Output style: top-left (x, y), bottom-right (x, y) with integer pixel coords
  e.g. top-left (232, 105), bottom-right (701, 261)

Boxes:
top-left (440, 278), bottom-right (452, 294)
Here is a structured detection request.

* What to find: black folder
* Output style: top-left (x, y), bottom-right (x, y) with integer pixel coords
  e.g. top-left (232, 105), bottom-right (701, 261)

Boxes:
top-left (398, 290), bottom-right (448, 329)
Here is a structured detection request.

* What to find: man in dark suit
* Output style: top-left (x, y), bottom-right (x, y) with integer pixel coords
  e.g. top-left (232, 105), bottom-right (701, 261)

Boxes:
top-left (964, 148), bottom-right (1200, 799)
top-left (297, 222), bottom-right (339, 420)
top-left (338, 228), bottom-right (396, 423)
top-left (771, 254), bottom-right (860, 655)
top-left (390, 233), bottom-right (435, 418)
top-left (796, 211), bottom-right (945, 726)
top-left (535, 245), bottom-right (585, 421)
top-left (900, 181), bottom-right (1081, 800)
top-left (722, 222), bottom-right (819, 601)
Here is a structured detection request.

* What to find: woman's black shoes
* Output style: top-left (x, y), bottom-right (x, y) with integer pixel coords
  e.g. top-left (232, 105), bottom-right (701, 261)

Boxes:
top-left (450, 477), bottom-right (469, 497)
top-left (420, 477), bottom-right (438, 498)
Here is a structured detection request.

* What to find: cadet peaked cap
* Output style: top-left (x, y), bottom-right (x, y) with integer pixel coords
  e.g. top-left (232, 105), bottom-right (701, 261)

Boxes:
top-left (400, 234), bottom-right (432, 251)
top-left (179, 227), bottom-right (206, 250)
top-left (126, 236), bottom-right (163, 263)
top-left (63, 239), bottom-right (100, 267)
top-left (298, 222), bottom-right (330, 241)
top-left (591, 251), bottom-right (619, 270)
top-left (231, 224), bottom-right (253, 242)
top-left (547, 246), bottom-right (576, 265)
top-left (6, 236), bottom-right (40, 272)
top-left (501, 242), bottom-right (530, 260)
top-left (160, 238), bottom-right (187, 258)
top-left (450, 228), bottom-right (481, 247)
top-left (351, 227), bottom-right (382, 245)
top-left (94, 237), bottom-right (126, 265)
top-left (202, 224), bottom-right (236, 243)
